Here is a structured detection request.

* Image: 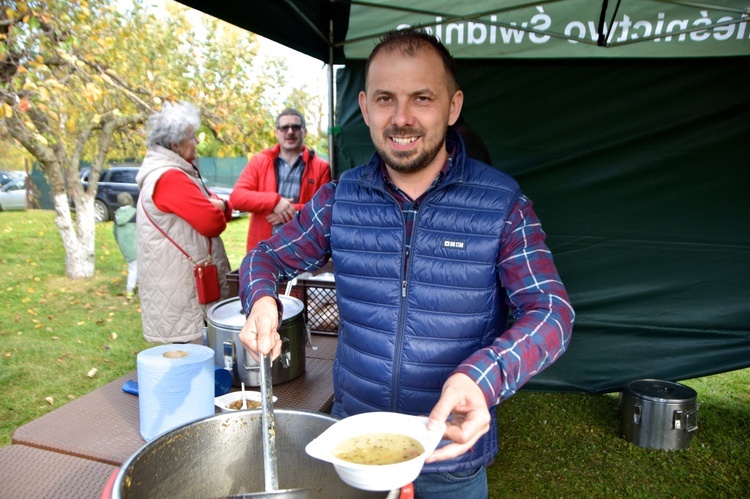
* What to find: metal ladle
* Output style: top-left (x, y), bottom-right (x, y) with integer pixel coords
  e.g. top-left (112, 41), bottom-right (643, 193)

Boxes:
top-left (236, 353), bottom-right (310, 499)
top-left (259, 352), bottom-right (279, 491)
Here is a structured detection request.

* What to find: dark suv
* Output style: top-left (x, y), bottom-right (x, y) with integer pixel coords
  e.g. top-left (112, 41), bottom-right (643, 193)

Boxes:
top-left (80, 164), bottom-right (140, 222)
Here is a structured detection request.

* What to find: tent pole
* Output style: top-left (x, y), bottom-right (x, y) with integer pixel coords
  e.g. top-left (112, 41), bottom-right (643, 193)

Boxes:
top-left (596, 0), bottom-right (610, 46)
top-left (327, 16), bottom-right (335, 178)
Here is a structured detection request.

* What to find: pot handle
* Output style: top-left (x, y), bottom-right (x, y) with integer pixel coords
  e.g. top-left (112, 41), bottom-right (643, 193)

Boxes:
top-left (305, 323), bottom-right (317, 351)
top-left (632, 403), bottom-right (642, 425)
top-left (674, 405), bottom-right (700, 432)
top-left (400, 483), bottom-right (414, 499)
top-left (100, 468), bottom-right (119, 499)
top-left (243, 338), bottom-right (291, 371)
top-left (223, 341), bottom-right (234, 371)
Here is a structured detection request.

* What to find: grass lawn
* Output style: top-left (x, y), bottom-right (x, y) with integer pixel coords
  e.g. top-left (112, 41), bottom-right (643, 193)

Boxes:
top-left (1, 210), bottom-right (748, 497)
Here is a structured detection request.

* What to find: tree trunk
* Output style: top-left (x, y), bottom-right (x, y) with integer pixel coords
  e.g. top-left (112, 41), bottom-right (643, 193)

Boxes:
top-left (3, 123), bottom-right (94, 279)
top-left (3, 108), bottom-right (101, 280)
top-left (51, 191), bottom-right (96, 279)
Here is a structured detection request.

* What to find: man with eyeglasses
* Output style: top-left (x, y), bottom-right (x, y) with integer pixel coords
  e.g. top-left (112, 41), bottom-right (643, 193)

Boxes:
top-left (230, 108), bottom-right (330, 252)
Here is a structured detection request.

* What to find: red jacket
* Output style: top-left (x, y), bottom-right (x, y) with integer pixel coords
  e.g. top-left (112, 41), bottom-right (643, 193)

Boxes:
top-left (230, 144), bottom-right (330, 252)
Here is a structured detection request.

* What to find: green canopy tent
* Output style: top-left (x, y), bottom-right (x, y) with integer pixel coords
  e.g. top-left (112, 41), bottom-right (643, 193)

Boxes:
top-left (178, 0), bottom-right (750, 393)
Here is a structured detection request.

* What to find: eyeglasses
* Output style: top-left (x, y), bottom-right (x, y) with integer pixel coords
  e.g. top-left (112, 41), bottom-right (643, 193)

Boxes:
top-left (277, 124), bottom-right (304, 133)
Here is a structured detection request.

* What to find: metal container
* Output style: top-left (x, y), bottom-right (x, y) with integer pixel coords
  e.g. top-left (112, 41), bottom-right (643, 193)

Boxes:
top-left (111, 410), bottom-right (393, 498)
top-left (621, 379), bottom-right (699, 450)
top-left (205, 296), bottom-right (305, 386)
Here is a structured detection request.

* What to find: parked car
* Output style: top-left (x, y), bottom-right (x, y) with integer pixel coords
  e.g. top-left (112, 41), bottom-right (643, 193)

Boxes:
top-left (202, 182), bottom-right (245, 218)
top-left (77, 164), bottom-right (243, 222)
top-left (78, 164), bottom-right (141, 223)
top-left (0, 176), bottom-right (29, 211)
top-left (0, 171), bottom-right (13, 186)
top-left (0, 170), bottom-right (24, 186)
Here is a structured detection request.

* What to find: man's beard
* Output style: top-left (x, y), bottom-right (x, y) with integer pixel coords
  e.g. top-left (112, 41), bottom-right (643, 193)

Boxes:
top-left (374, 126), bottom-right (446, 174)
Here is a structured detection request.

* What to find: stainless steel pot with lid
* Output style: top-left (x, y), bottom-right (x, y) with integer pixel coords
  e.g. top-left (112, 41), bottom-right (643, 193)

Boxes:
top-left (205, 296), bottom-right (305, 386)
top-left (620, 379), bottom-right (699, 450)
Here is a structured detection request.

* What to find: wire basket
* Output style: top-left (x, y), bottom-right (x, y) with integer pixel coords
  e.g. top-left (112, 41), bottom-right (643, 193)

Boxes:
top-left (227, 266), bottom-right (339, 335)
top-left (299, 279), bottom-right (339, 335)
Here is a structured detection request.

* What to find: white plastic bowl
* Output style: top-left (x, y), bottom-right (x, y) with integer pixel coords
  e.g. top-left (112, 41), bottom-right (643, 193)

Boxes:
top-left (305, 411), bottom-right (445, 491)
top-left (214, 391), bottom-right (277, 413)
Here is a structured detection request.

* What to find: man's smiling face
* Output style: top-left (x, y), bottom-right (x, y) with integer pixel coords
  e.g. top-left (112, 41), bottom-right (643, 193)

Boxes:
top-left (358, 44), bottom-right (462, 175)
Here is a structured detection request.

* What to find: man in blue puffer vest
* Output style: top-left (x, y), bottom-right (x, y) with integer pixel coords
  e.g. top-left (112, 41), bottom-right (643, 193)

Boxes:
top-left (238, 28), bottom-right (575, 498)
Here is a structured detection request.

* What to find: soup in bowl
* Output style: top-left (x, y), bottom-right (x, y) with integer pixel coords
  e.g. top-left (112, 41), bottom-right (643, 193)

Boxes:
top-left (305, 411), bottom-right (445, 491)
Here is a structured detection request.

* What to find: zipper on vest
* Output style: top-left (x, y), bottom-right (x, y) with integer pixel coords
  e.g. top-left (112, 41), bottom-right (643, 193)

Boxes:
top-left (392, 273), bottom-right (408, 411)
top-left (392, 206), bottom-right (418, 411)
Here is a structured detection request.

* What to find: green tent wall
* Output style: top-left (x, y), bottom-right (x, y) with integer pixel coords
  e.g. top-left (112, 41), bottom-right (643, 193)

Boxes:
top-left (335, 57), bottom-right (750, 392)
top-left (178, 0), bottom-right (750, 393)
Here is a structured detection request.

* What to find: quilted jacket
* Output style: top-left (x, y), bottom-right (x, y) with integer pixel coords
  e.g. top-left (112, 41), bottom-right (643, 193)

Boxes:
top-left (230, 144), bottom-right (330, 252)
top-left (136, 146), bottom-right (231, 343)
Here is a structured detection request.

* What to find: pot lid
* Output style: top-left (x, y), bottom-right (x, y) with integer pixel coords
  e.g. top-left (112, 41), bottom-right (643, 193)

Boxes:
top-left (207, 296), bottom-right (304, 330)
top-left (624, 379), bottom-right (697, 403)
top-left (279, 294), bottom-right (304, 318)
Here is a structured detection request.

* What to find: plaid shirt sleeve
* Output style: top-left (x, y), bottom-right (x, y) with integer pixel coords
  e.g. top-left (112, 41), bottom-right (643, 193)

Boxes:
top-left (453, 194), bottom-right (575, 407)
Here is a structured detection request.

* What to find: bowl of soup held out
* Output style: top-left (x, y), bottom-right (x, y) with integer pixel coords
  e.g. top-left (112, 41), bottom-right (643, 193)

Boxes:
top-left (304, 411), bottom-right (446, 491)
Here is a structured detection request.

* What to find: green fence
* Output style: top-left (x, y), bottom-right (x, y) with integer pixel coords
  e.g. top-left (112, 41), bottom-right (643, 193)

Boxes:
top-left (29, 168), bottom-right (53, 210)
top-left (28, 157), bottom-right (249, 210)
top-left (195, 157), bottom-right (248, 187)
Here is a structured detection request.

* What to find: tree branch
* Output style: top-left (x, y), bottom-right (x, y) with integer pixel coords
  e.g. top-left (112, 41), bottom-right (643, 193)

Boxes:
top-left (68, 51), bottom-right (155, 115)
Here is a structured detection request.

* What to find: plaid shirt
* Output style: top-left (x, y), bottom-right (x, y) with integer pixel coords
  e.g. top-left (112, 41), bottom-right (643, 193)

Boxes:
top-left (273, 155), bottom-right (304, 233)
top-left (275, 154), bottom-right (304, 202)
top-left (380, 156), bottom-right (451, 271)
top-left (241, 157), bottom-right (574, 407)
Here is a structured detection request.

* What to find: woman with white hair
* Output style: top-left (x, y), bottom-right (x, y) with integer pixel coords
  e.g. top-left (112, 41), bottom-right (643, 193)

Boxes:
top-left (136, 101), bottom-right (232, 343)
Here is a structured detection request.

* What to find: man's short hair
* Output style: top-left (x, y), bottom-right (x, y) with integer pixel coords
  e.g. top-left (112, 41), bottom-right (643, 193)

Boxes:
top-left (276, 108), bottom-right (306, 128)
top-left (364, 28), bottom-right (459, 94)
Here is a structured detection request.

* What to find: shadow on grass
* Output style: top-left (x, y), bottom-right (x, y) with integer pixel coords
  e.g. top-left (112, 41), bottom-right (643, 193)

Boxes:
top-left (488, 388), bottom-right (749, 498)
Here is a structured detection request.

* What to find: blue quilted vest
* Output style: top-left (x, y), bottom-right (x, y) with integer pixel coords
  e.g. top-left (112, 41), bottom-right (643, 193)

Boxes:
top-left (329, 132), bottom-right (521, 472)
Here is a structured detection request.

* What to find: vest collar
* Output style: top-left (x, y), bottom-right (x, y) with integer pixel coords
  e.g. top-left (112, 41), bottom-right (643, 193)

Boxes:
top-left (357, 129), bottom-right (467, 190)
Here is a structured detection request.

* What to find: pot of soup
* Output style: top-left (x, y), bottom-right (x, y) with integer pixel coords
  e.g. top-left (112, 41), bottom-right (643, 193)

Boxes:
top-left (205, 296), bottom-right (305, 386)
top-left (109, 409), bottom-right (398, 498)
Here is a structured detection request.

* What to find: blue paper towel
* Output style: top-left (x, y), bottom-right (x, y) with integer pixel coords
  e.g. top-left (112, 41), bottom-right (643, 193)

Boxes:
top-left (137, 344), bottom-right (215, 441)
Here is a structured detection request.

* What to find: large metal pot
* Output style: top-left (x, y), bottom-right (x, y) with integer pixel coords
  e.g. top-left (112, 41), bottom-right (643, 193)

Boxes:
top-left (620, 379), bottom-right (699, 450)
top-left (111, 409), bottom-right (393, 498)
top-left (206, 296), bottom-right (305, 386)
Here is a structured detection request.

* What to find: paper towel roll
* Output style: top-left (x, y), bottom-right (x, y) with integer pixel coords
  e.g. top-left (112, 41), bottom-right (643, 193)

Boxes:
top-left (137, 344), bottom-right (215, 441)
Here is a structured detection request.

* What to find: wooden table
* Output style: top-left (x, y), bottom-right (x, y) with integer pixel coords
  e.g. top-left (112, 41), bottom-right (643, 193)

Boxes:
top-left (4, 335), bottom-right (338, 498)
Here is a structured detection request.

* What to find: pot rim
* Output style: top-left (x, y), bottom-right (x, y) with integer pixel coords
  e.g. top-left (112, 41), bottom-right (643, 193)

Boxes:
top-left (207, 296), bottom-right (304, 330)
top-left (111, 409), bottom-right (337, 499)
top-left (623, 379), bottom-right (697, 403)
